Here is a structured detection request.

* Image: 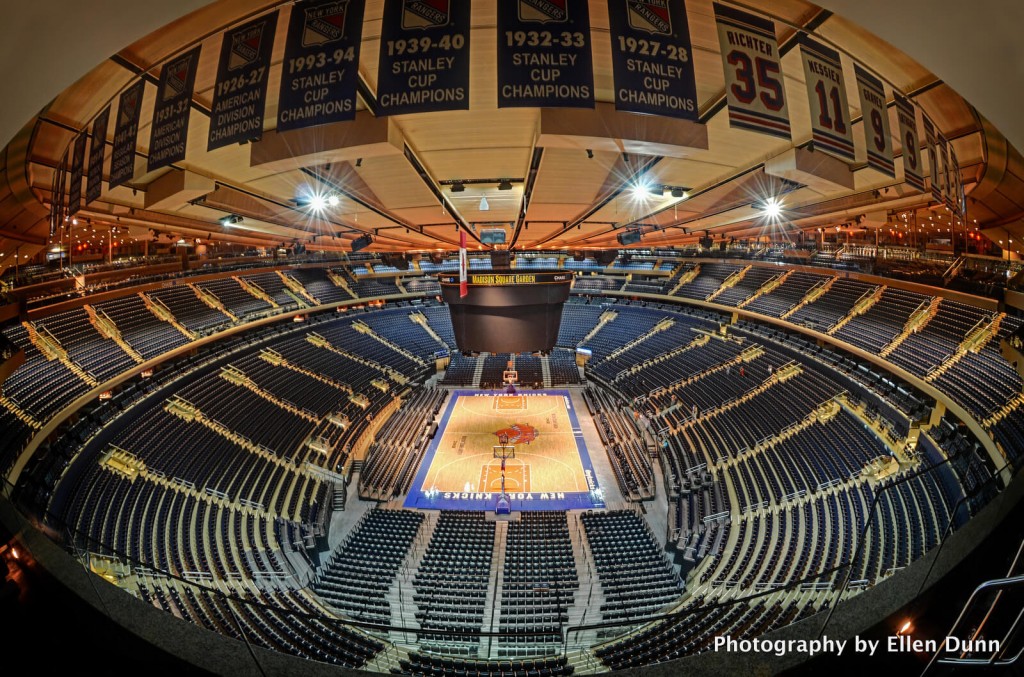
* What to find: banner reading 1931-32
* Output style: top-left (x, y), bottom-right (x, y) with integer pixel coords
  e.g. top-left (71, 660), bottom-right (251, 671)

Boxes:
top-left (108, 81), bottom-right (144, 189)
top-left (854, 64), bottom-right (894, 177)
top-left (497, 0), bottom-right (594, 109)
top-left (147, 45), bottom-right (202, 173)
top-left (208, 12), bottom-right (278, 149)
top-left (278, 0), bottom-right (365, 132)
top-left (67, 132), bottom-right (87, 217)
top-left (714, 3), bottom-right (790, 140)
top-left (799, 34), bottom-right (854, 162)
top-left (607, 0), bottom-right (698, 120)
top-left (86, 106), bottom-right (109, 204)
top-left (894, 93), bottom-right (925, 192)
top-left (376, 0), bottom-right (471, 116)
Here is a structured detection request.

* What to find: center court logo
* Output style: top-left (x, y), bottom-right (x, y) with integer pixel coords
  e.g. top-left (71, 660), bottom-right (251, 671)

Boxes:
top-left (402, 0), bottom-right (450, 30)
top-left (518, 0), bottom-right (568, 24)
top-left (495, 423), bottom-right (538, 444)
top-left (627, 0), bottom-right (672, 35)
top-left (303, 1), bottom-right (348, 47)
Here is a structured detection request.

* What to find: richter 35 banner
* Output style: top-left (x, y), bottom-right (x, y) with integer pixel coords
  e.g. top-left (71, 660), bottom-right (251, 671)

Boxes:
top-left (799, 34), bottom-right (854, 162)
top-left (147, 45), bottom-right (202, 173)
top-left (854, 63), bottom-right (894, 177)
top-left (208, 11), bottom-right (278, 149)
top-left (714, 3), bottom-right (790, 140)
top-left (85, 106), bottom-right (110, 204)
top-left (108, 81), bottom-right (144, 189)
top-left (894, 93), bottom-right (925, 192)
top-left (497, 0), bottom-right (595, 109)
top-left (278, 0), bottom-right (364, 132)
top-left (607, 0), bottom-right (698, 120)
top-left (377, 0), bottom-right (471, 116)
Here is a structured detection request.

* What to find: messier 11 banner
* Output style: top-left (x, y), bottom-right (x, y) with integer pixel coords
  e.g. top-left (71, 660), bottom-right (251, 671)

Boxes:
top-left (208, 11), bottom-right (278, 149)
top-left (67, 132), bottom-right (87, 217)
top-left (278, 0), bottom-right (364, 132)
top-left (147, 45), bottom-right (202, 173)
top-left (854, 64), bottom-right (894, 177)
top-left (799, 34), bottom-right (854, 162)
top-left (607, 0), bottom-right (698, 120)
top-left (894, 93), bottom-right (925, 192)
top-left (108, 81), bottom-right (144, 189)
top-left (85, 106), bottom-right (110, 205)
top-left (497, 0), bottom-right (595, 109)
top-left (377, 0), bottom-right (471, 116)
top-left (714, 3), bottom-right (790, 140)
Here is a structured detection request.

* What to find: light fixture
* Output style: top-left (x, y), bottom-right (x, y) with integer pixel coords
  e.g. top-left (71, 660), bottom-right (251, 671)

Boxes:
top-left (451, 182), bottom-right (465, 193)
top-left (219, 214), bottom-right (243, 226)
top-left (479, 196), bottom-right (490, 211)
top-left (586, 149), bottom-right (594, 159)
top-left (670, 187), bottom-right (689, 199)
top-left (498, 179), bottom-right (513, 191)
top-left (309, 194), bottom-right (327, 211)
top-left (630, 178), bottom-right (652, 199)
top-left (327, 194), bottom-right (340, 207)
top-left (757, 197), bottom-right (783, 219)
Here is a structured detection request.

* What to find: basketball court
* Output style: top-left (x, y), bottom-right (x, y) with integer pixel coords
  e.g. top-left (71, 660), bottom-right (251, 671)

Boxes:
top-left (404, 389), bottom-right (604, 511)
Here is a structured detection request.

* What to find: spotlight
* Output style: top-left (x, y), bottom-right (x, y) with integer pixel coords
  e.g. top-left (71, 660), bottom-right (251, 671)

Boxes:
top-left (309, 194), bottom-right (327, 211)
top-left (630, 179), bottom-right (651, 199)
top-left (479, 196), bottom-right (489, 211)
top-left (586, 149), bottom-right (594, 159)
top-left (498, 179), bottom-right (513, 191)
top-left (451, 182), bottom-right (465, 193)
top-left (327, 194), bottom-right (340, 207)
top-left (670, 187), bottom-right (689, 199)
top-left (350, 233), bottom-right (374, 252)
top-left (219, 214), bottom-right (243, 226)
top-left (355, 158), bottom-right (362, 167)
top-left (755, 197), bottom-right (783, 219)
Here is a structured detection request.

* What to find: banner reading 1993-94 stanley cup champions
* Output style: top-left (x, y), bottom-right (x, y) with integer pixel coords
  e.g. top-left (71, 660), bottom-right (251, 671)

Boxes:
top-left (108, 81), bottom-right (144, 189)
top-left (85, 106), bottom-right (109, 204)
top-left (208, 11), bottom-right (278, 149)
top-left (67, 132), bottom-right (87, 217)
top-left (714, 3), bottom-right (790, 140)
top-left (799, 34), bottom-right (855, 162)
top-left (607, 0), bottom-right (698, 121)
top-left (854, 64), bottom-right (895, 177)
top-left (147, 45), bottom-right (202, 173)
top-left (377, 0), bottom-right (471, 116)
top-left (497, 0), bottom-right (594, 109)
top-left (278, 0), bottom-right (365, 132)
top-left (894, 93), bottom-right (925, 192)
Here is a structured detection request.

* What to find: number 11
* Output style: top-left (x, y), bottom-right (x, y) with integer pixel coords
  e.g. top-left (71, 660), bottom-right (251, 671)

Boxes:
top-left (814, 81), bottom-right (846, 134)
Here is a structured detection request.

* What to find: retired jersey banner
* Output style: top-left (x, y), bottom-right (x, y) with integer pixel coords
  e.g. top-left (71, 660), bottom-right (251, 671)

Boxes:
top-left (497, 0), bottom-right (595, 109)
top-left (208, 12), bottom-right (278, 149)
top-left (894, 93), bottom-right (924, 192)
top-left (377, 0), bottom-right (471, 116)
top-left (67, 132), bottom-right (87, 217)
top-left (854, 64), bottom-right (894, 176)
top-left (86, 106), bottom-right (110, 204)
top-left (921, 115), bottom-right (941, 203)
top-left (147, 45), bottom-right (202, 173)
top-left (938, 134), bottom-right (955, 209)
top-left (458, 229), bottom-right (468, 298)
top-left (278, 0), bottom-right (364, 132)
top-left (607, 0), bottom-right (698, 120)
top-left (951, 149), bottom-right (965, 216)
top-left (714, 3), bottom-right (789, 140)
top-left (799, 35), bottom-right (854, 161)
top-left (109, 81), bottom-right (145, 189)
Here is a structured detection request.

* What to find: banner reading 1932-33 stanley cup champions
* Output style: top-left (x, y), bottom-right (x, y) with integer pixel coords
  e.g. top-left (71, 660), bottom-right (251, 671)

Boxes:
top-left (108, 81), bottom-right (144, 189)
top-left (497, 0), bottom-right (594, 109)
top-left (148, 45), bottom-right (202, 173)
top-left (854, 64), bottom-right (894, 177)
top-left (85, 105), bottom-right (110, 204)
top-left (713, 3), bottom-right (790, 140)
top-left (376, 0), bottom-right (471, 116)
top-left (607, 0), bottom-right (698, 121)
top-left (278, 0), bottom-right (365, 132)
top-left (208, 11), bottom-right (278, 149)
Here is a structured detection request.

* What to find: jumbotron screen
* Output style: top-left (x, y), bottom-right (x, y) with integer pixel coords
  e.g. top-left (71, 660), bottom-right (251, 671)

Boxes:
top-left (438, 271), bottom-right (572, 353)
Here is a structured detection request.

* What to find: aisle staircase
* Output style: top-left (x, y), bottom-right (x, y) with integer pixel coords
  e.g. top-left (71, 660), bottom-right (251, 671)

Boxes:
top-left (306, 332), bottom-right (408, 385)
top-left (85, 305), bottom-right (144, 363)
top-left (828, 285), bottom-right (884, 335)
top-left (737, 270), bottom-right (791, 309)
top-left (926, 312), bottom-right (1003, 382)
top-left (22, 321), bottom-right (99, 386)
top-left (235, 276), bottom-right (278, 308)
top-left (780, 276), bottom-right (834, 319)
top-left (277, 271), bottom-right (318, 306)
top-left (880, 297), bottom-right (941, 357)
top-left (352, 320), bottom-right (427, 367)
top-left (669, 264), bottom-right (701, 295)
top-left (220, 365), bottom-right (318, 422)
top-left (707, 265), bottom-right (751, 302)
top-left (190, 283), bottom-right (238, 322)
top-left (140, 292), bottom-right (196, 340)
top-left (327, 270), bottom-right (358, 299)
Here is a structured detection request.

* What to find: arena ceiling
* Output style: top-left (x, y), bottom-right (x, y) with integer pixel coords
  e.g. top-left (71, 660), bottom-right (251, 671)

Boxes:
top-left (1, 0), bottom-right (1024, 268)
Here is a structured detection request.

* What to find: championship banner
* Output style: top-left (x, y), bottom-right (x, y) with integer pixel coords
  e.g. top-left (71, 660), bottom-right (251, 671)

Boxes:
top-left (86, 106), bottom-right (110, 204)
top-left (938, 134), bottom-right (955, 210)
top-left (208, 11), bottom-right (278, 149)
top-left (51, 149), bottom-right (68, 238)
top-left (109, 81), bottom-right (145, 189)
top-left (377, 0), bottom-right (471, 116)
top-left (278, 0), bottom-right (364, 132)
top-left (458, 229), bottom-right (468, 298)
top-left (921, 115), bottom-right (941, 203)
top-left (799, 34), bottom-right (854, 161)
top-left (854, 64), bottom-right (894, 176)
top-left (67, 132), bottom-right (87, 217)
top-left (951, 148), bottom-right (965, 216)
top-left (147, 45), bottom-right (202, 173)
top-left (894, 93), bottom-right (925, 192)
top-left (607, 0), bottom-right (698, 120)
top-left (714, 3), bottom-right (790, 140)
top-left (497, 0), bottom-right (595, 109)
